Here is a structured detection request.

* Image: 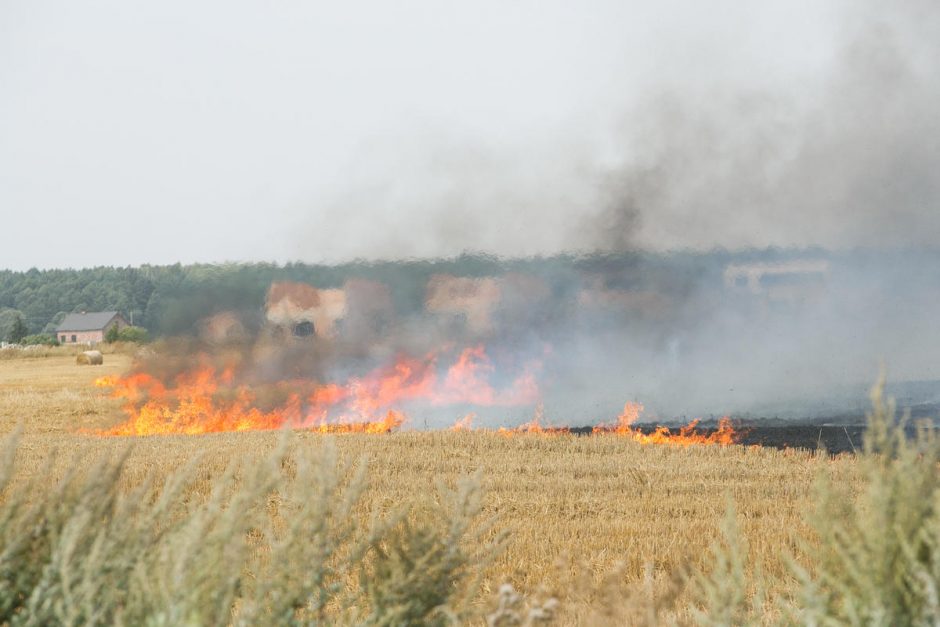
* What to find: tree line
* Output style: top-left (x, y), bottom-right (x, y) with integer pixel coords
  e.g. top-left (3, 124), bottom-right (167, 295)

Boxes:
top-left (3, 248), bottom-right (918, 343)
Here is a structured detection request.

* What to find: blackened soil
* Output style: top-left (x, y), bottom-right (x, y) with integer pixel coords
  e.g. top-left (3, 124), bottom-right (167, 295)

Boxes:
top-left (569, 423), bottom-right (926, 455)
top-left (731, 425), bottom-right (867, 454)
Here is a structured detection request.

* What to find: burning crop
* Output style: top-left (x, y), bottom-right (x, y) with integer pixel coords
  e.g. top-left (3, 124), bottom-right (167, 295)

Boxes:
top-left (591, 402), bottom-right (739, 446)
top-left (490, 402), bottom-right (740, 445)
top-left (92, 350), bottom-right (741, 445)
top-left (451, 413), bottom-right (475, 431)
top-left (496, 404), bottom-right (571, 437)
top-left (92, 345), bottom-right (542, 436)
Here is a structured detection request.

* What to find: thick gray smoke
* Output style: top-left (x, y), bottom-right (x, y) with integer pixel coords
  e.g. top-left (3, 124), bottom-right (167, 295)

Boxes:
top-left (594, 0), bottom-right (940, 251)
top-left (279, 1), bottom-right (940, 426)
top-left (557, 0), bottom-right (940, 422)
top-left (162, 1), bottom-right (940, 428)
top-left (299, 1), bottom-right (938, 257)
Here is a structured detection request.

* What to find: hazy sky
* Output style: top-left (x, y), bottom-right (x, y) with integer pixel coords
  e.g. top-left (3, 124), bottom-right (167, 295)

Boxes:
top-left (1, 0), bottom-right (936, 270)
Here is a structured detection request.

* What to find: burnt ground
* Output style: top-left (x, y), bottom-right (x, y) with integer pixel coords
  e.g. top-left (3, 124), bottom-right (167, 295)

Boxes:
top-left (568, 424), bottom-right (866, 454)
top-left (732, 402), bottom-right (940, 453)
top-left (569, 402), bottom-right (940, 454)
top-left (715, 424), bottom-right (868, 454)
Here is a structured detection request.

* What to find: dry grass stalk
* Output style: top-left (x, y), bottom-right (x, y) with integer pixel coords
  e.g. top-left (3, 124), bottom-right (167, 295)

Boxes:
top-left (0, 354), bottom-right (879, 623)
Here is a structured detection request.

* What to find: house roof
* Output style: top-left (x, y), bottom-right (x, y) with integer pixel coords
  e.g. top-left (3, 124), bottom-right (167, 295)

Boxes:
top-left (57, 311), bottom-right (122, 332)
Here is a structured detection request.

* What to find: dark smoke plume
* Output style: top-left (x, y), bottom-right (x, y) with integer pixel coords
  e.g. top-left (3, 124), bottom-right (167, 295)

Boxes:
top-left (596, 0), bottom-right (940, 252)
top-left (270, 1), bottom-right (940, 425)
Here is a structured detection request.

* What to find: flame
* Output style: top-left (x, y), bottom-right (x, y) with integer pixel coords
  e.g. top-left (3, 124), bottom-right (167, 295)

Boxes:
top-left (496, 405), bottom-right (570, 437)
top-left (96, 369), bottom-right (292, 436)
top-left (308, 410), bottom-right (406, 434)
top-left (592, 402), bottom-right (739, 446)
top-left (496, 418), bottom-right (570, 437)
top-left (451, 413), bottom-right (475, 431)
top-left (93, 346), bottom-right (740, 445)
top-left (487, 402), bottom-right (739, 445)
top-left (436, 345), bottom-right (539, 406)
top-left (94, 346), bottom-right (540, 436)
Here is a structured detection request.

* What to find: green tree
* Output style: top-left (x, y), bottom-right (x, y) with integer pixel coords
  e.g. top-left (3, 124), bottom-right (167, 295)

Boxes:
top-left (21, 334), bottom-right (59, 346)
top-left (105, 324), bottom-right (120, 343)
top-left (7, 315), bottom-right (27, 343)
top-left (117, 326), bottom-right (148, 343)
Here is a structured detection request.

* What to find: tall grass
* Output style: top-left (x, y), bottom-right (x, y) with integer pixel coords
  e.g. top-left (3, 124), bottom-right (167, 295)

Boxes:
top-left (0, 352), bottom-right (834, 617)
top-left (693, 379), bottom-right (940, 625)
top-left (5, 368), bottom-right (940, 624)
top-left (0, 343), bottom-right (139, 361)
top-left (0, 433), bottom-right (509, 626)
top-left (792, 381), bottom-right (940, 625)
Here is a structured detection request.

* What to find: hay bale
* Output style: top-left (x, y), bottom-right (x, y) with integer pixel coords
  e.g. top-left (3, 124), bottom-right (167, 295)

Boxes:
top-left (76, 350), bottom-right (103, 366)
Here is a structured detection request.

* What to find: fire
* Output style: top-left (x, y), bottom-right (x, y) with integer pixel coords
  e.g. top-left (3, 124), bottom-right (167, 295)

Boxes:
top-left (308, 410), bottom-right (406, 434)
top-left (94, 346), bottom-right (540, 436)
top-left (592, 402), bottom-right (739, 446)
top-left (92, 346), bottom-right (740, 445)
top-left (451, 413), bottom-right (475, 431)
top-left (436, 345), bottom-right (539, 406)
top-left (497, 405), bottom-right (570, 437)
top-left (602, 401), bottom-right (645, 430)
top-left (496, 419), bottom-right (570, 437)
top-left (490, 402), bottom-right (739, 445)
top-left (96, 369), bottom-right (293, 436)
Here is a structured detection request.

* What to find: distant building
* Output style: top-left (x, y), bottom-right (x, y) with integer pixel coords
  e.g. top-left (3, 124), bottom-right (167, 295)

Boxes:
top-left (577, 276), bottom-right (669, 317)
top-left (723, 260), bottom-right (830, 304)
top-left (425, 274), bottom-right (502, 335)
top-left (198, 311), bottom-right (248, 344)
top-left (265, 282), bottom-right (347, 339)
top-left (57, 311), bottom-right (128, 344)
top-left (424, 273), bottom-right (552, 336)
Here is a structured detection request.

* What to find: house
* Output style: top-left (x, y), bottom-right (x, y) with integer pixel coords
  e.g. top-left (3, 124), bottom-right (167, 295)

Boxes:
top-left (340, 278), bottom-right (395, 340)
top-left (57, 311), bottom-right (128, 345)
top-left (198, 311), bottom-right (248, 344)
top-left (425, 274), bottom-right (502, 335)
top-left (577, 276), bottom-right (669, 317)
top-left (265, 282), bottom-right (347, 338)
top-left (424, 273), bottom-right (551, 336)
top-left (723, 260), bottom-right (829, 304)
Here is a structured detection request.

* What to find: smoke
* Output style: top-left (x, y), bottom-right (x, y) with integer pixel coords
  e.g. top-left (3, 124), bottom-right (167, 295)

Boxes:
top-left (299, 131), bottom-right (600, 261)
top-left (595, 0), bottom-right (940, 251)
top-left (149, 1), bottom-right (940, 427)
top-left (293, 1), bottom-right (938, 258)
top-left (559, 1), bottom-right (940, 423)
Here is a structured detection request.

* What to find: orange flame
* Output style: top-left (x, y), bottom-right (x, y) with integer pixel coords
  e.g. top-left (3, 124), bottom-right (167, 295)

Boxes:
top-left (308, 410), bottom-right (406, 434)
top-left (437, 345), bottom-right (539, 405)
top-left (93, 346), bottom-right (739, 445)
top-left (496, 405), bottom-right (570, 437)
top-left (94, 346), bottom-right (540, 436)
top-left (451, 413), bottom-right (475, 431)
top-left (592, 402), bottom-right (739, 446)
top-left (496, 419), bottom-right (571, 437)
top-left (486, 402), bottom-right (739, 445)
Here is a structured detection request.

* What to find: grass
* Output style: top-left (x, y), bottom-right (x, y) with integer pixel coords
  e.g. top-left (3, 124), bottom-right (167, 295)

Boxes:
top-left (0, 354), bottom-right (867, 623)
top-left (0, 342), bottom-right (140, 362)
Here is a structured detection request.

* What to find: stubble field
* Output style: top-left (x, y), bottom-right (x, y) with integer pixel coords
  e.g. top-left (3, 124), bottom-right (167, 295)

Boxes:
top-left (0, 351), bottom-right (860, 622)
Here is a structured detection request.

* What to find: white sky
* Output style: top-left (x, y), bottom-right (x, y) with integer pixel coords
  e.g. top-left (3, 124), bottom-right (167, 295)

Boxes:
top-left (0, 0), bottom-right (904, 270)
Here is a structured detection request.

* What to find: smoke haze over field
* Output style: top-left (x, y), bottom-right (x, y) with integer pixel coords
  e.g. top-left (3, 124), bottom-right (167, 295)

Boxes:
top-left (593, 0), bottom-right (940, 253)
top-left (2, 1), bottom-right (938, 426)
top-left (313, 0), bottom-right (940, 259)
top-left (1, 1), bottom-right (937, 268)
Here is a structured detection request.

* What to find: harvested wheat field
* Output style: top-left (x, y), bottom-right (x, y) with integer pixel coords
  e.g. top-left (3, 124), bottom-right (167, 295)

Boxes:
top-left (0, 352), bottom-right (867, 623)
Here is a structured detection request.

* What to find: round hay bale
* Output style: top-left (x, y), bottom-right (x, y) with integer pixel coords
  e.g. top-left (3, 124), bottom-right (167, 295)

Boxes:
top-left (76, 350), bottom-right (103, 366)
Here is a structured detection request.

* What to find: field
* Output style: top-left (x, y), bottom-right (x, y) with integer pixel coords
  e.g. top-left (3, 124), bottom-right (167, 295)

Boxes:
top-left (0, 351), bottom-right (863, 623)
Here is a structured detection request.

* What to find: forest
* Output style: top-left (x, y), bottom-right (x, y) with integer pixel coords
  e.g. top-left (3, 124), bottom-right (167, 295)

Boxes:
top-left (0, 247), bottom-right (921, 342)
